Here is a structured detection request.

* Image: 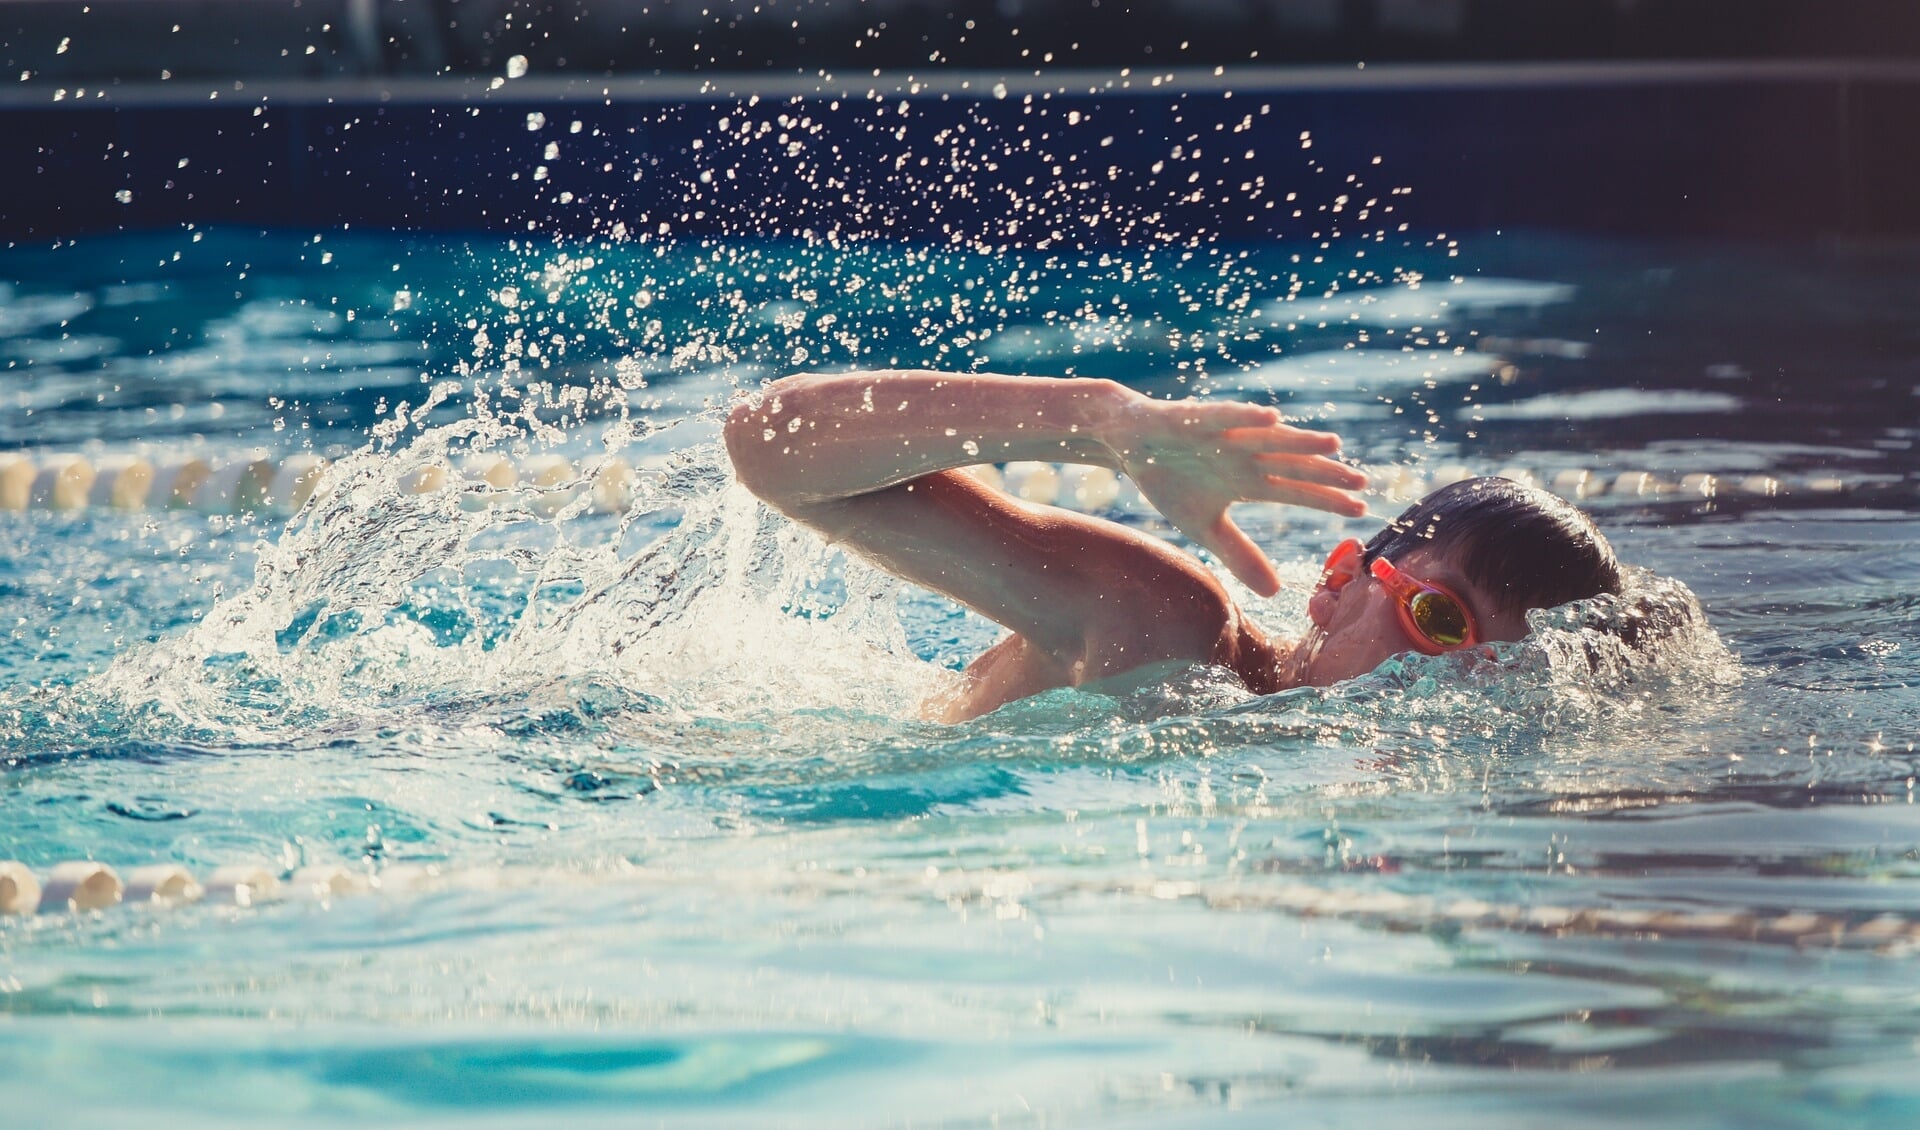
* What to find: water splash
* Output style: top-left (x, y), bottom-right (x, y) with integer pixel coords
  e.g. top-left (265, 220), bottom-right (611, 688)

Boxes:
top-left (76, 412), bottom-right (940, 753)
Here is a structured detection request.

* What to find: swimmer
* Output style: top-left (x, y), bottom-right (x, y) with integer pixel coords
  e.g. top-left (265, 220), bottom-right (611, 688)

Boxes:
top-left (725, 370), bottom-right (1621, 721)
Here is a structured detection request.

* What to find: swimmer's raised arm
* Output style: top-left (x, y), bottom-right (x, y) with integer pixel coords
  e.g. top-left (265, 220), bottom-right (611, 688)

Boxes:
top-left (725, 370), bottom-right (1366, 718)
top-left (724, 369), bottom-right (1367, 594)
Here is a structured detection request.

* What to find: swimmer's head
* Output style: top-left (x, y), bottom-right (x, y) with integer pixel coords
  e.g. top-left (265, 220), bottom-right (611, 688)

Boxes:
top-left (1296, 477), bottom-right (1623, 685)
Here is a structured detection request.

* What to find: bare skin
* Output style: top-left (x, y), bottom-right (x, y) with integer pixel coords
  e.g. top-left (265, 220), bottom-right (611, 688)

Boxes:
top-left (723, 370), bottom-right (1514, 720)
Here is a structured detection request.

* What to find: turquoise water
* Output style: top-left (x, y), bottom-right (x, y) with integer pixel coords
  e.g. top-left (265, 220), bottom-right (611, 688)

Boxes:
top-left (2, 227), bottom-right (1918, 1128)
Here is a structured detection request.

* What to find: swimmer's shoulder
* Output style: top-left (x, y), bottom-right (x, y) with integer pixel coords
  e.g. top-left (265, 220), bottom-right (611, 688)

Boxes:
top-left (1213, 600), bottom-right (1291, 696)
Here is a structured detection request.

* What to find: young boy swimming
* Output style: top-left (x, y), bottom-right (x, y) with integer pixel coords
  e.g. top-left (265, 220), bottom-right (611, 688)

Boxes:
top-left (725, 370), bottom-right (1622, 721)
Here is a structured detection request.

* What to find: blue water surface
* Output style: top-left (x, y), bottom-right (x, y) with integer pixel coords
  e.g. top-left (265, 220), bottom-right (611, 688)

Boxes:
top-left (1, 227), bottom-right (1918, 1129)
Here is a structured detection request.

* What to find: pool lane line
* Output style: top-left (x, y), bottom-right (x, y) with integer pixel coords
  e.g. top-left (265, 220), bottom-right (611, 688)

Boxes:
top-left (0, 451), bottom-right (644, 516)
top-left (989, 460), bottom-right (1874, 511)
top-left (4, 855), bottom-right (1917, 955)
top-left (0, 859), bottom-right (420, 915)
top-left (0, 449), bottom-right (1898, 520)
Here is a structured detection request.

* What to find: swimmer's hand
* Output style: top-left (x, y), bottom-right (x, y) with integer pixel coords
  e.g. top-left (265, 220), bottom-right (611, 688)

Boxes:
top-left (1108, 397), bottom-right (1369, 597)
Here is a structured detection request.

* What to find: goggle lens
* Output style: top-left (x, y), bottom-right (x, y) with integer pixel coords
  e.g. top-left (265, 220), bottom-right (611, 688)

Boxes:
top-left (1407, 591), bottom-right (1469, 647)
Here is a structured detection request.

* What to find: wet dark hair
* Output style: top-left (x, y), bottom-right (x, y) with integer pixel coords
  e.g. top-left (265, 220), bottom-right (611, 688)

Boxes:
top-left (1361, 477), bottom-right (1623, 619)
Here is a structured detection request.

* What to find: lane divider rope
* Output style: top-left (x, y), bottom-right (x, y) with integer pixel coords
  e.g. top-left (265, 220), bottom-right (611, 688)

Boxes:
top-left (981, 460), bottom-right (1885, 510)
top-left (4, 857), bottom-right (1913, 954)
top-left (1, 858), bottom-right (431, 913)
top-left (0, 451), bottom-right (643, 516)
top-left (0, 448), bottom-right (1896, 517)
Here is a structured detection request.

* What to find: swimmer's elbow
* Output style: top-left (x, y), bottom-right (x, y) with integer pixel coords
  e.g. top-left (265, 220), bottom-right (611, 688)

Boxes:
top-left (725, 391), bottom-right (830, 516)
top-left (724, 395), bottom-right (785, 503)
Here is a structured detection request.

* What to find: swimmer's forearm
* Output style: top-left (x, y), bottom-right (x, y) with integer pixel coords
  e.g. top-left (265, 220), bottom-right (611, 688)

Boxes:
top-left (725, 370), bottom-right (1136, 508)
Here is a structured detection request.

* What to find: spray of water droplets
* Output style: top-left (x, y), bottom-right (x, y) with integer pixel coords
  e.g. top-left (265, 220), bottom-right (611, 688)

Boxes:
top-left (1, 87), bottom-right (1737, 770)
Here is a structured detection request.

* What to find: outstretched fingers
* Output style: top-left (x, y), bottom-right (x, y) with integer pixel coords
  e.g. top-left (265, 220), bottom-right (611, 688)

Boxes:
top-left (1253, 451), bottom-right (1370, 490)
top-left (1222, 420), bottom-right (1344, 455)
top-left (1260, 473), bottom-right (1372, 517)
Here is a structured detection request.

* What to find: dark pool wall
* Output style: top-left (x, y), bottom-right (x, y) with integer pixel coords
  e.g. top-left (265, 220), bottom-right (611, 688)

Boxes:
top-left (7, 0), bottom-right (1920, 81)
top-left (5, 63), bottom-right (1919, 243)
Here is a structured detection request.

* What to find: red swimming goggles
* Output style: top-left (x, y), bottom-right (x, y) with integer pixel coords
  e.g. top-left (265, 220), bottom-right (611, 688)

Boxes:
top-left (1321, 538), bottom-right (1481, 655)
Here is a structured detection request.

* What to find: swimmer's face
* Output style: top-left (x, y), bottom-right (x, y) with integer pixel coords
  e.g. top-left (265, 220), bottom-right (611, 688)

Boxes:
top-left (1295, 542), bottom-right (1533, 686)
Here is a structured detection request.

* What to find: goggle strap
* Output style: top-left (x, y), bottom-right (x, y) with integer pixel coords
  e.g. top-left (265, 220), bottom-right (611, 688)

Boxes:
top-left (1321, 538), bottom-right (1362, 590)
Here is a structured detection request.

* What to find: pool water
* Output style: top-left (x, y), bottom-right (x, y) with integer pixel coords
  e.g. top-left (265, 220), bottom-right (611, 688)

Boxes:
top-left (2, 226), bottom-right (1918, 1128)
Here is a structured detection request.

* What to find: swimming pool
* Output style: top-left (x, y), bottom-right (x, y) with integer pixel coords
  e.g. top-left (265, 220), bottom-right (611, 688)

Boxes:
top-left (2, 211), bottom-right (1918, 1127)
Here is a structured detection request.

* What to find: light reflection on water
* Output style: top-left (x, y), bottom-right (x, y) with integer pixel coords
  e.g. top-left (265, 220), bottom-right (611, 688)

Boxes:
top-left (0, 230), bottom-right (1917, 1127)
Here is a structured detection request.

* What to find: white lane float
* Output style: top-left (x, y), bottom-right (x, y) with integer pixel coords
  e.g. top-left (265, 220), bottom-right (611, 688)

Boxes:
top-left (0, 453), bottom-right (34, 510)
top-left (195, 453), bottom-right (276, 513)
top-left (87, 455), bottom-right (158, 509)
top-left (1, 856), bottom-right (1914, 954)
top-left (38, 861), bottom-right (123, 912)
top-left (1057, 464), bottom-right (1121, 510)
top-left (0, 861), bottom-right (41, 915)
top-left (290, 865), bottom-right (371, 900)
top-left (589, 456), bottom-right (637, 514)
top-left (265, 453), bottom-right (330, 512)
top-left (30, 455), bottom-right (96, 510)
top-left (1609, 470), bottom-right (1660, 497)
top-left (395, 460), bottom-right (450, 495)
top-left (460, 452), bottom-right (519, 488)
top-left (518, 453), bottom-right (578, 516)
top-left (204, 864), bottom-right (280, 907)
top-left (1000, 461), bottom-right (1061, 504)
top-left (455, 452), bottom-right (518, 511)
top-left (124, 863), bottom-right (204, 906)
top-left (155, 456), bottom-right (213, 508)
top-left (1551, 468), bottom-right (1597, 500)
